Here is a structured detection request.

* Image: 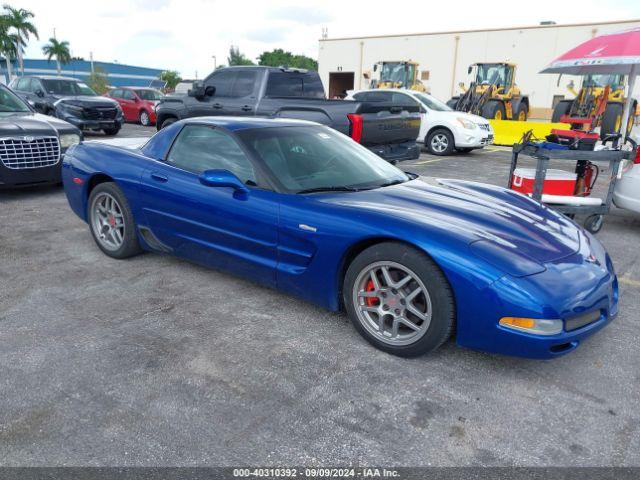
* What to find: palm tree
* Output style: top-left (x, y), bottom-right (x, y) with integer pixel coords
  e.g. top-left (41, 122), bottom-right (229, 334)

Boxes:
top-left (3, 5), bottom-right (38, 75)
top-left (42, 37), bottom-right (71, 76)
top-left (0, 15), bottom-right (18, 81)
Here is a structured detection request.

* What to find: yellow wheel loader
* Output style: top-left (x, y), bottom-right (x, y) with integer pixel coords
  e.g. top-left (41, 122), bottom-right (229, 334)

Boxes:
top-left (551, 74), bottom-right (637, 140)
top-left (447, 62), bottom-right (529, 121)
top-left (368, 61), bottom-right (427, 92)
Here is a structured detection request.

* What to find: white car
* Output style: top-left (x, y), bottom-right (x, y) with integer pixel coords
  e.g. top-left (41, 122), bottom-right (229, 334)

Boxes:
top-left (613, 155), bottom-right (640, 214)
top-left (347, 89), bottom-right (494, 155)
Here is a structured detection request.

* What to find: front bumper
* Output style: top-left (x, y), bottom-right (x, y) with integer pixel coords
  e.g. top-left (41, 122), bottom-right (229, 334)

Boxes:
top-left (367, 140), bottom-right (421, 163)
top-left (456, 232), bottom-right (618, 359)
top-left (56, 109), bottom-right (124, 131)
top-left (454, 128), bottom-right (494, 148)
top-left (0, 155), bottom-right (64, 188)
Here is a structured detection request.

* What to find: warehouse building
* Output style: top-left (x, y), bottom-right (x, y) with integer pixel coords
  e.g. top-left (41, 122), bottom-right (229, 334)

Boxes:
top-left (318, 19), bottom-right (640, 119)
top-left (0, 58), bottom-right (164, 88)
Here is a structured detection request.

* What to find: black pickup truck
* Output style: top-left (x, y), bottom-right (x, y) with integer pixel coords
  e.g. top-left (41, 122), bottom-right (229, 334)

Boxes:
top-left (155, 66), bottom-right (421, 162)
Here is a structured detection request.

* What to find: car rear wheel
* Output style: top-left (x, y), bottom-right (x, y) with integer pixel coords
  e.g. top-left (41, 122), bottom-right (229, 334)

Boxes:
top-left (343, 242), bottom-right (455, 357)
top-left (139, 110), bottom-right (151, 126)
top-left (427, 128), bottom-right (455, 156)
top-left (88, 182), bottom-right (142, 259)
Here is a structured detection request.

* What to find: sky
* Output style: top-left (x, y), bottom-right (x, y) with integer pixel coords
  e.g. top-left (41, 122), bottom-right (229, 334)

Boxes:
top-left (15, 0), bottom-right (640, 79)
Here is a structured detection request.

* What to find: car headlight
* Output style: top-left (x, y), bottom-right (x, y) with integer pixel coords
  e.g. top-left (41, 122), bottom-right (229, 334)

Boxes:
top-left (59, 133), bottom-right (81, 148)
top-left (457, 117), bottom-right (476, 130)
top-left (499, 317), bottom-right (563, 335)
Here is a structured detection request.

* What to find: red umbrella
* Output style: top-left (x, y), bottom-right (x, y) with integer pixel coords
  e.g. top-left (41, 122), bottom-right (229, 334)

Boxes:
top-left (541, 27), bottom-right (640, 137)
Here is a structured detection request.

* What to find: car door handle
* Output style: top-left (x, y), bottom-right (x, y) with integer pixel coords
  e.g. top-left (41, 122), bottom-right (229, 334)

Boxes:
top-left (241, 105), bottom-right (252, 112)
top-left (212, 103), bottom-right (223, 109)
top-left (150, 172), bottom-right (168, 183)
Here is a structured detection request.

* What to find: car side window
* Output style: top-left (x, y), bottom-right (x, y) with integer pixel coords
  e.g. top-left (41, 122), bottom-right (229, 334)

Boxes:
top-left (391, 92), bottom-right (419, 107)
top-left (111, 89), bottom-right (122, 98)
top-left (231, 70), bottom-right (256, 98)
top-left (166, 125), bottom-right (256, 185)
top-left (353, 91), bottom-right (392, 102)
top-left (16, 78), bottom-right (30, 91)
top-left (204, 70), bottom-right (236, 97)
top-left (122, 90), bottom-right (136, 100)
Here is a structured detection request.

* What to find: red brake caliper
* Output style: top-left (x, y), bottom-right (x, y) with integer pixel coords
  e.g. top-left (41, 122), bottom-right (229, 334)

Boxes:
top-left (365, 279), bottom-right (380, 307)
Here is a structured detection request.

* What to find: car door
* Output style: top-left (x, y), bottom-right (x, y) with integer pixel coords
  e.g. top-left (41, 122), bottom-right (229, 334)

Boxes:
top-left (120, 89), bottom-right (138, 121)
top-left (187, 69), bottom-right (236, 117)
top-left (391, 92), bottom-right (427, 141)
top-left (138, 124), bottom-right (279, 286)
top-left (223, 69), bottom-right (259, 116)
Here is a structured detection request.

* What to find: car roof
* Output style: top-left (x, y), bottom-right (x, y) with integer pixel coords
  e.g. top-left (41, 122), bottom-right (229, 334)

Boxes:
top-left (24, 75), bottom-right (80, 81)
top-left (182, 116), bottom-right (319, 131)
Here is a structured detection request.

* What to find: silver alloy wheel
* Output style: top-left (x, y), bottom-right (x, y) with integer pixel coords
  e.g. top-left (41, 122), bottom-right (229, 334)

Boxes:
top-left (430, 133), bottom-right (449, 153)
top-left (140, 111), bottom-right (150, 126)
top-left (352, 261), bottom-right (432, 346)
top-left (91, 192), bottom-right (125, 251)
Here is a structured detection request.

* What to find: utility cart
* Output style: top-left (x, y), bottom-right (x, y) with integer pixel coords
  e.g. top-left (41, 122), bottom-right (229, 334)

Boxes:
top-left (507, 141), bottom-right (632, 233)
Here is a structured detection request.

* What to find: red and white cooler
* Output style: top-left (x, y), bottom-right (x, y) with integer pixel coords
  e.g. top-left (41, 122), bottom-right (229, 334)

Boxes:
top-left (511, 168), bottom-right (577, 196)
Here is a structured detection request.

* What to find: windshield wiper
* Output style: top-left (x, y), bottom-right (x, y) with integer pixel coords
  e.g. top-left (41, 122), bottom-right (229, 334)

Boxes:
top-left (378, 179), bottom-right (406, 188)
top-left (296, 185), bottom-right (360, 194)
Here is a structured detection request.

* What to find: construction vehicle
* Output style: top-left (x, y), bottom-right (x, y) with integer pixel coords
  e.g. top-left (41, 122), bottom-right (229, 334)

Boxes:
top-left (551, 74), bottom-right (637, 140)
top-left (447, 62), bottom-right (529, 121)
top-left (367, 61), bottom-right (427, 92)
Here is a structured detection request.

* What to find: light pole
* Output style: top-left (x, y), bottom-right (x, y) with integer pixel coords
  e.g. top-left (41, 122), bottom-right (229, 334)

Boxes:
top-left (212, 55), bottom-right (217, 71)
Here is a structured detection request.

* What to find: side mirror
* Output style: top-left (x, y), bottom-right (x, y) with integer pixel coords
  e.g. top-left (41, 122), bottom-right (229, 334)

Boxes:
top-left (199, 169), bottom-right (249, 196)
top-left (373, 64), bottom-right (378, 72)
top-left (204, 85), bottom-right (216, 97)
top-left (188, 81), bottom-right (205, 98)
top-left (467, 66), bottom-right (472, 75)
top-left (36, 89), bottom-right (45, 98)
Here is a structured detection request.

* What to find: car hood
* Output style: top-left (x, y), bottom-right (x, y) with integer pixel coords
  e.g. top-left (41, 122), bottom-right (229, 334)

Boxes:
top-left (0, 112), bottom-right (79, 135)
top-left (438, 110), bottom-right (489, 125)
top-left (56, 96), bottom-right (119, 108)
top-left (317, 178), bottom-right (580, 263)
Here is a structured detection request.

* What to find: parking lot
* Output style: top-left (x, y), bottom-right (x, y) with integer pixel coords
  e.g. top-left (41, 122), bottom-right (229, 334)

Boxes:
top-left (1, 123), bottom-right (639, 467)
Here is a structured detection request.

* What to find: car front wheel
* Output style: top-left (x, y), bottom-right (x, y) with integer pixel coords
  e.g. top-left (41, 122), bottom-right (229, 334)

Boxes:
top-left (88, 182), bottom-right (142, 259)
top-left (426, 129), bottom-right (455, 156)
top-left (343, 242), bottom-right (455, 357)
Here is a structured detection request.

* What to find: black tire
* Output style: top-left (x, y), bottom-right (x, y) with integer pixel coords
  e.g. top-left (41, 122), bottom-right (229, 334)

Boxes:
top-left (139, 110), bottom-right (152, 126)
top-left (159, 117), bottom-right (177, 130)
top-left (552, 100), bottom-right (573, 123)
top-left (455, 147), bottom-right (474, 154)
top-left (426, 128), bottom-right (455, 156)
top-left (481, 100), bottom-right (506, 120)
top-left (515, 102), bottom-right (528, 121)
top-left (343, 242), bottom-right (455, 357)
top-left (601, 102), bottom-right (623, 140)
top-left (88, 182), bottom-right (142, 259)
top-left (584, 214), bottom-right (604, 234)
top-left (103, 127), bottom-right (120, 136)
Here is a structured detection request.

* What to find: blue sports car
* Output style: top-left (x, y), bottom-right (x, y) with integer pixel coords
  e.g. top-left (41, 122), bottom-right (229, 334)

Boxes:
top-left (62, 117), bottom-right (618, 359)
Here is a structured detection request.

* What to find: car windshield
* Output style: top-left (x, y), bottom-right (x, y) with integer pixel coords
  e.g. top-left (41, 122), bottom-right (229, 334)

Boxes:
top-left (237, 126), bottom-right (409, 193)
top-left (42, 79), bottom-right (97, 96)
top-left (475, 64), bottom-right (507, 85)
top-left (135, 89), bottom-right (163, 100)
top-left (0, 86), bottom-right (31, 114)
top-left (583, 74), bottom-right (623, 89)
top-left (414, 93), bottom-right (452, 112)
top-left (379, 63), bottom-right (415, 87)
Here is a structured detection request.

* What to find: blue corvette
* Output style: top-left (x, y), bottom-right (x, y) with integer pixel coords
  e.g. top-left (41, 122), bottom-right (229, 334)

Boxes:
top-left (62, 117), bottom-right (618, 359)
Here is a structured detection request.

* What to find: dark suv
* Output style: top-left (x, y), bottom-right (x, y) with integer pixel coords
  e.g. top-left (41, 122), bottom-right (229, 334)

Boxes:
top-left (10, 76), bottom-right (124, 135)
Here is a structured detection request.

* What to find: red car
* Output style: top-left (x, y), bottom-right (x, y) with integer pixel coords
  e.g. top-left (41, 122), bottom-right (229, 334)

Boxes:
top-left (107, 87), bottom-right (164, 126)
